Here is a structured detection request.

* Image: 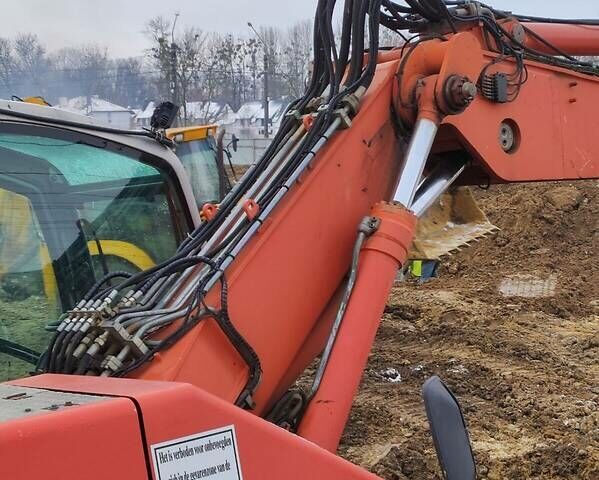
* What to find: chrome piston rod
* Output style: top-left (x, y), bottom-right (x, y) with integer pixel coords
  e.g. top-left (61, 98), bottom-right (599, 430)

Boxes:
top-left (392, 117), bottom-right (439, 209)
top-left (411, 161), bottom-right (467, 217)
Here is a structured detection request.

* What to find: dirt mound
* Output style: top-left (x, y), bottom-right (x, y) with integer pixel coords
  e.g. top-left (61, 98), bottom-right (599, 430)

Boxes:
top-left (340, 180), bottom-right (599, 479)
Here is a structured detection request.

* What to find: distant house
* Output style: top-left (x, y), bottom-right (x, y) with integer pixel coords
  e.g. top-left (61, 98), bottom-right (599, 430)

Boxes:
top-left (229, 99), bottom-right (289, 138)
top-left (55, 96), bottom-right (135, 130)
top-left (135, 101), bottom-right (235, 129)
top-left (231, 101), bottom-right (262, 137)
top-left (185, 101), bottom-right (235, 126)
top-left (134, 101), bottom-right (156, 128)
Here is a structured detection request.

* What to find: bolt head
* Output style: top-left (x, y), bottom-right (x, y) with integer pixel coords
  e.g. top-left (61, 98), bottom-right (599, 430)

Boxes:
top-left (462, 82), bottom-right (477, 99)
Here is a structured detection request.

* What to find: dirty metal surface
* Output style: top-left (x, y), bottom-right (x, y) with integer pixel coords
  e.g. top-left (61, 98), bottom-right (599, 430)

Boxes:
top-left (0, 384), bottom-right (108, 422)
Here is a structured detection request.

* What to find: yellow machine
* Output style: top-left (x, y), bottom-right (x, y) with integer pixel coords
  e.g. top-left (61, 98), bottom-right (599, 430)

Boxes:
top-left (0, 102), bottom-right (234, 311)
top-left (166, 124), bottom-right (218, 143)
top-left (166, 124), bottom-right (234, 204)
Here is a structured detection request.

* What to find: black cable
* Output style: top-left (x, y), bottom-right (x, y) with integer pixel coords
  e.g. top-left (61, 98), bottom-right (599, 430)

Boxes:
top-left (83, 271), bottom-right (133, 301)
top-left (336, 0), bottom-right (355, 85)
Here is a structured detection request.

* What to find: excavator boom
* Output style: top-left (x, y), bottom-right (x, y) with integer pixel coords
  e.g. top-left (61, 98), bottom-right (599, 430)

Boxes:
top-left (1, 2), bottom-right (598, 479)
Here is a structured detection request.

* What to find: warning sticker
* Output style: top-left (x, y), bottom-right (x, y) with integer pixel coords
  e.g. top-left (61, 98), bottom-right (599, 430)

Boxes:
top-left (151, 425), bottom-right (243, 480)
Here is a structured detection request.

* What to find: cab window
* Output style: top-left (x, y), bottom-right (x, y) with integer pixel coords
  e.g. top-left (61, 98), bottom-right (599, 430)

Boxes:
top-left (0, 126), bottom-right (188, 380)
top-left (176, 136), bottom-right (223, 205)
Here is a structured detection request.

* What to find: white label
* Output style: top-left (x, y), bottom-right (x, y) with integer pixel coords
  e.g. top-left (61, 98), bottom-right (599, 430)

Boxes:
top-left (151, 425), bottom-right (243, 480)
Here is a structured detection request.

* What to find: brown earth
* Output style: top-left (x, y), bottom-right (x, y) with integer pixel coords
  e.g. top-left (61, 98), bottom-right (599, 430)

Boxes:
top-left (340, 180), bottom-right (599, 479)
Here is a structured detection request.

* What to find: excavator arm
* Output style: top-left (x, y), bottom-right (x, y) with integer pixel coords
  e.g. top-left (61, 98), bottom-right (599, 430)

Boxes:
top-left (2, 2), bottom-right (599, 479)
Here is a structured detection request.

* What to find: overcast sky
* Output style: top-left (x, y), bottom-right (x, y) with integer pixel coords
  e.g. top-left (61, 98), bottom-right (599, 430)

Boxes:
top-left (4, 1), bottom-right (599, 58)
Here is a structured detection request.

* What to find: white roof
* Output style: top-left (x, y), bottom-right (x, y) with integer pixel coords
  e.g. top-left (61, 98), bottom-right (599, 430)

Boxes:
top-left (235, 100), bottom-right (289, 123)
top-left (136, 101), bottom-right (156, 120)
top-left (186, 101), bottom-right (220, 119)
top-left (217, 110), bottom-right (237, 126)
top-left (236, 101), bottom-right (263, 121)
top-left (186, 101), bottom-right (233, 124)
top-left (56, 96), bottom-right (133, 115)
top-left (136, 100), bottom-right (233, 124)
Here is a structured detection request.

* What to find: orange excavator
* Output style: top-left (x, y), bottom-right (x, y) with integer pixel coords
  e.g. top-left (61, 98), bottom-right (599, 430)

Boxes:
top-left (1, 2), bottom-right (598, 479)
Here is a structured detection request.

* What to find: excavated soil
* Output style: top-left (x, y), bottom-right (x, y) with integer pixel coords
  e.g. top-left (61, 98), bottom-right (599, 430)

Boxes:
top-left (340, 180), bottom-right (599, 479)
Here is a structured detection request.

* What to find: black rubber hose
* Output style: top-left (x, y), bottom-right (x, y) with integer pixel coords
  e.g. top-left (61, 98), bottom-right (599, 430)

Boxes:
top-left (347, 0), bottom-right (368, 84)
top-left (336, 0), bottom-right (355, 85)
top-left (140, 256), bottom-right (216, 294)
top-left (84, 271), bottom-right (133, 301)
top-left (47, 330), bottom-right (68, 372)
top-left (385, 1), bottom-right (414, 14)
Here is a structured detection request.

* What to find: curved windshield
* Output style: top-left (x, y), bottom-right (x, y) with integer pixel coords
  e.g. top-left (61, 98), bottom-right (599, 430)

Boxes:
top-left (176, 137), bottom-right (223, 205)
top-left (0, 124), bottom-right (187, 380)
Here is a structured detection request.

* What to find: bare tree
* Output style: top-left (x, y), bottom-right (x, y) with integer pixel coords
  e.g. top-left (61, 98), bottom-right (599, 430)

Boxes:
top-left (281, 21), bottom-right (312, 97)
top-left (113, 57), bottom-right (155, 108)
top-left (146, 15), bottom-right (207, 124)
top-left (13, 34), bottom-right (47, 95)
top-left (176, 28), bottom-right (207, 123)
top-left (0, 18), bottom-right (317, 114)
top-left (50, 45), bottom-right (112, 107)
top-left (210, 34), bottom-right (247, 110)
top-left (0, 38), bottom-right (15, 93)
top-left (245, 38), bottom-right (260, 100)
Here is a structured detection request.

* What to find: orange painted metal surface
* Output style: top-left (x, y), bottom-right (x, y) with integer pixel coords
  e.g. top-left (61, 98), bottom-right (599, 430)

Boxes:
top-left (524, 23), bottom-right (599, 56)
top-left (132, 22), bottom-right (597, 421)
top-left (0, 384), bottom-right (148, 479)
top-left (298, 204), bottom-right (417, 452)
top-left (130, 60), bottom-right (403, 415)
top-left (444, 56), bottom-right (599, 182)
top-left (392, 28), bottom-right (599, 182)
top-left (200, 203), bottom-right (219, 222)
top-left (10, 374), bottom-right (380, 480)
top-left (2, 17), bottom-right (599, 480)
top-left (242, 198), bottom-right (260, 221)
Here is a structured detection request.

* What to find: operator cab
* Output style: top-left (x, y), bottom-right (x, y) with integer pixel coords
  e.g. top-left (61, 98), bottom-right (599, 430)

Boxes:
top-left (0, 101), bottom-right (219, 381)
top-left (166, 124), bottom-right (233, 207)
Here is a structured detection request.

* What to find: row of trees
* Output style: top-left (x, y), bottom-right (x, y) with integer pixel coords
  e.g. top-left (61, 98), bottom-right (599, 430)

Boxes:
top-left (146, 16), bottom-right (312, 115)
top-left (0, 34), bottom-right (153, 109)
top-left (0, 18), bottom-right (314, 115)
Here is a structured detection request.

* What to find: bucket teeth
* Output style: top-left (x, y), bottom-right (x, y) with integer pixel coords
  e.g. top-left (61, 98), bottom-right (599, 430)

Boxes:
top-left (409, 187), bottom-right (499, 260)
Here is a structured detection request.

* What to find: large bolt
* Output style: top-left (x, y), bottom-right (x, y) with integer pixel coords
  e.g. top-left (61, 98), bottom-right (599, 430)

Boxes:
top-left (443, 75), bottom-right (477, 114)
top-left (461, 81), bottom-right (477, 100)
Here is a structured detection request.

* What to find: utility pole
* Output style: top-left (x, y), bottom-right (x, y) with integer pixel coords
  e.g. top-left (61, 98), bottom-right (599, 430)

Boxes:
top-left (248, 22), bottom-right (270, 139)
top-left (251, 49), bottom-right (257, 100)
top-left (263, 51), bottom-right (270, 138)
top-left (170, 43), bottom-right (178, 107)
top-left (170, 13), bottom-right (180, 125)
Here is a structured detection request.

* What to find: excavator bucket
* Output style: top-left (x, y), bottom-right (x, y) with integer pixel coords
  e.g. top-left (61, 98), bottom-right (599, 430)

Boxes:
top-left (409, 187), bottom-right (499, 260)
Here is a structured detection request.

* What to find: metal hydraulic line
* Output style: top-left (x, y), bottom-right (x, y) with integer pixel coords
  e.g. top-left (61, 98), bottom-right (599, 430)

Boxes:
top-left (159, 124), bottom-right (308, 310)
top-left (309, 221), bottom-right (371, 397)
top-left (203, 117), bottom-right (343, 292)
top-left (98, 125), bottom-right (308, 351)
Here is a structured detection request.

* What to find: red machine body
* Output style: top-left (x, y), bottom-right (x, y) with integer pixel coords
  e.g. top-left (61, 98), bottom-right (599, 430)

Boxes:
top-left (2, 375), bottom-right (377, 480)
top-left (1, 4), bottom-right (599, 480)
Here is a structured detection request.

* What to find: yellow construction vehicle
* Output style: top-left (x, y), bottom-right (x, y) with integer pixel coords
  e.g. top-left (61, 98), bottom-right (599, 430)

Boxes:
top-left (0, 103), bottom-right (237, 330)
top-left (166, 124), bottom-right (236, 206)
